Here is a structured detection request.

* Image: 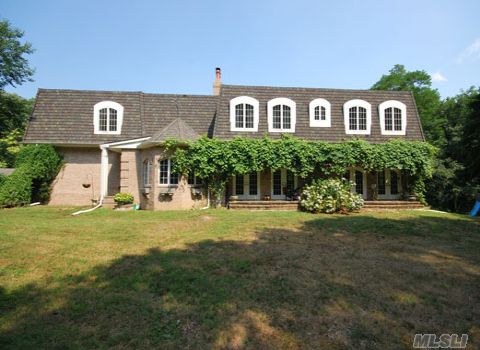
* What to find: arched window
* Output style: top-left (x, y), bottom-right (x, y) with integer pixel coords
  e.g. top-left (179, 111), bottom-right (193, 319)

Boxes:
top-left (309, 98), bottom-right (331, 127)
top-left (379, 100), bottom-right (407, 135)
top-left (229, 96), bottom-right (259, 131)
top-left (93, 101), bottom-right (124, 135)
top-left (343, 99), bottom-right (371, 135)
top-left (267, 98), bottom-right (296, 132)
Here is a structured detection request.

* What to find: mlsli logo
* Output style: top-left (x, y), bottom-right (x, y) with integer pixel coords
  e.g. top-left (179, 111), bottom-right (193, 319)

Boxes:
top-left (413, 334), bottom-right (468, 349)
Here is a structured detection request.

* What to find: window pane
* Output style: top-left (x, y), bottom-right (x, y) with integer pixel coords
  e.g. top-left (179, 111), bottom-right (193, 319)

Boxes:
top-left (235, 104), bottom-right (244, 128)
top-left (273, 170), bottom-right (282, 195)
top-left (286, 170), bottom-right (294, 191)
top-left (385, 107), bottom-right (392, 131)
top-left (249, 172), bottom-right (257, 195)
top-left (314, 106), bottom-right (320, 120)
top-left (349, 107), bottom-right (357, 130)
top-left (143, 161), bottom-right (150, 186)
top-left (188, 172), bottom-right (195, 185)
top-left (245, 104), bottom-right (254, 128)
top-left (377, 170), bottom-right (386, 195)
top-left (159, 159), bottom-right (169, 184)
top-left (355, 170), bottom-right (363, 194)
top-left (391, 171), bottom-right (398, 194)
top-left (283, 105), bottom-right (291, 129)
top-left (109, 108), bottom-right (117, 132)
top-left (99, 108), bottom-right (108, 131)
top-left (394, 108), bottom-right (402, 131)
top-left (321, 106), bottom-right (326, 121)
top-left (273, 105), bottom-right (281, 129)
top-left (235, 175), bottom-right (244, 195)
top-left (169, 160), bottom-right (178, 185)
top-left (358, 107), bottom-right (367, 130)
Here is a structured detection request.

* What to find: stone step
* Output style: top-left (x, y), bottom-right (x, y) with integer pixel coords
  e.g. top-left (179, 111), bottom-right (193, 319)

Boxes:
top-left (102, 196), bottom-right (116, 208)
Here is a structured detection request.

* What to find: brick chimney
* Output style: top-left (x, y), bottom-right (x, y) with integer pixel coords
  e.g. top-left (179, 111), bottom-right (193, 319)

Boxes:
top-left (212, 67), bottom-right (221, 96)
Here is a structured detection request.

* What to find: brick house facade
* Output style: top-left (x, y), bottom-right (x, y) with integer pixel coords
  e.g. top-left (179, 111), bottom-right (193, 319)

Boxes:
top-left (23, 69), bottom-right (425, 209)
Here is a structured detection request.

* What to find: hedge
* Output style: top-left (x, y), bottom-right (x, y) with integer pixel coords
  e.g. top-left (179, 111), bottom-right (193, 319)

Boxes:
top-left (0, 144), bottom-right (63, 207)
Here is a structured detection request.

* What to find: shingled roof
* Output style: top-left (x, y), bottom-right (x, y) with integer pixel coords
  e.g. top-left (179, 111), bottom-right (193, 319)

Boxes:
top-left (23, 84), bottom-right (425, 146)
top-left (142, 118), bottom-right (200, 146)
top-left (214, 85), bottom-right (424, 143)
top-left (24, 89), bottom-right (216, 145)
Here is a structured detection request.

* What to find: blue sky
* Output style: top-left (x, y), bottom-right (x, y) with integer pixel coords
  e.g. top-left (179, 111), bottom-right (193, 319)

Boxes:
top-left (2, 0), bottom-right (479, 99)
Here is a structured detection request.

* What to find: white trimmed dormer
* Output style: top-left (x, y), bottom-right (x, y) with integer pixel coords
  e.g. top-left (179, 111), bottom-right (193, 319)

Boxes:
top-left (93, 101), bottom-right (124, 135)
top-left (343, 99), bottom-right (371, 135)
top-left (309, 98), bottom-right (331, 127)
top-left (229, 96), bottom-right (259, 132)
top-left (267, 97), bottom-right (296, 133)
top-left (378, 100), bottom-right (407, 135)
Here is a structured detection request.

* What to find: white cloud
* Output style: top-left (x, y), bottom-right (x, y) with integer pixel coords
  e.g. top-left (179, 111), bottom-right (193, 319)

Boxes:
top-left (431, 72), bottom-right (447, 82)
top-left (456, 38), bottom-right (480, 64)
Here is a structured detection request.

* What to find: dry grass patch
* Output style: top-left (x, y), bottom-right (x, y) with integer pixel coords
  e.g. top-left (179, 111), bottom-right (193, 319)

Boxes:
top-left (0, 207), bottom-right (479, 349)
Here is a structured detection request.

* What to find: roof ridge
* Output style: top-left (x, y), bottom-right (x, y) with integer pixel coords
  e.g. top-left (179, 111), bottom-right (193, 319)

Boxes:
top-left (221, 84), bottom-right (411, 94)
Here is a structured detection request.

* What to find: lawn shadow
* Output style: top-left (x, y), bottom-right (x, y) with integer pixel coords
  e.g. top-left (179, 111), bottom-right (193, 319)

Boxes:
top-left (1, 213), bottom-right (479, 349)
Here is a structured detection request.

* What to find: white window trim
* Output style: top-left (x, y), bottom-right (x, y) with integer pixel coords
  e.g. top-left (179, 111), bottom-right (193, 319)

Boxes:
top-left (343, 99), bottom-right (371, 135)
top-left (232, 172), bottom-right (261, 200)
top-left (143, 160), bottom-right (151, 187)
top-left (309, 98), bottom-right (331, 127)
top-left (229, 96), bottom-right (259, 132)
top-left (378, 100), bottom-right (407, 135)
top-left (267, 97), bottom-right (296, 133)
top-left (345, 167), bottom-right (368, 199)
top-left (158, 158), bottom-right (178, 187)
top-left (93, 101), bottom-right (124, 135)
top-left (377, 169), bottom-right (403, 199)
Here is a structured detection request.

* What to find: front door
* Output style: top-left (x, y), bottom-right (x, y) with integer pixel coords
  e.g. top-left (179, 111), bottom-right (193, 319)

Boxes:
top-left (233, 172), bottom-right (260, 200)
top-left (271, 169), bottom-right (297, 200)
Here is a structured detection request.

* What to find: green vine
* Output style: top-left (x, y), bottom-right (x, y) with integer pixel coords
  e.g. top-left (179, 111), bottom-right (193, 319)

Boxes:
top-left (171, 135), bottom-right (436, 203)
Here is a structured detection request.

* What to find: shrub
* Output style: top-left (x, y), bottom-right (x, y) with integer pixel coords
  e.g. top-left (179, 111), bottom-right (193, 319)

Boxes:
top-left (300, 178), bottom-right (364, 214)
top-left (0, 168), bottom-right (33, 207)
top-left (114, 192), bottom-right (134, 205)
top-left (0, 145), bottom-right (63, 207)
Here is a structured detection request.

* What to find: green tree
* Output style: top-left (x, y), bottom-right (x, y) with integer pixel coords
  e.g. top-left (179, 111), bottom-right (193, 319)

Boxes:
top-left (0, 19), bottom-right (34, 89)
top-left (461, 92), bottom-right (480, 181)
top-left (371, 64), bottom-right (443, 145)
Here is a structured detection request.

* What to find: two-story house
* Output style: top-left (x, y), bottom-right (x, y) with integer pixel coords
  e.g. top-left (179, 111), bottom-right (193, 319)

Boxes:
top-left (23, 68), bottom-right (425, 209)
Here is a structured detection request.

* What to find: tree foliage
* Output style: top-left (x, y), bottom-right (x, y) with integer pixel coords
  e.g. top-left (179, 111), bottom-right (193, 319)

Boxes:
top-left (0, 19), bottom-right (34, 89)
top-left (425, 88), bottom-right (480, 212)
top-left (171, 136), bottom-right (436, 203)
top-left (371, 64), bottom-right (443, 145)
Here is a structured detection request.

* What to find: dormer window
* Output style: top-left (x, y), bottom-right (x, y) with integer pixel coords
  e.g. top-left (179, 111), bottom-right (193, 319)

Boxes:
top-left (93, 101), bottom-right (124, 135)
top-left (267, 98), bottom-right (296, 133)
top-left (229, 96), bottom-right (259, 131)
top-left (309, 98), bottom-right (331, 127)
top-left (379, 100), bottom-right (407, 135)
top-left (343, 99), bottom-right (371, 135)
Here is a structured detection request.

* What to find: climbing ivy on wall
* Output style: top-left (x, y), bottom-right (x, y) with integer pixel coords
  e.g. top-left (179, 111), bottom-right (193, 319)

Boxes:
top-left (167, 135), bottom-right (436, 203)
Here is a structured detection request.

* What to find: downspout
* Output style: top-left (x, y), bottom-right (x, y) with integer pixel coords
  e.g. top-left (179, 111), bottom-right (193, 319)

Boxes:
top-left (72, 145), bottom-right (108, 215)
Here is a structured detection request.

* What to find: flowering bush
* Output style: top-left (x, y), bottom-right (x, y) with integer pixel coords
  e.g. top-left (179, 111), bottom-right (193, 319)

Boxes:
top-left (300, 178), bottom-right (364, 214)
top-left (113, 192), bottom-right (134, 205)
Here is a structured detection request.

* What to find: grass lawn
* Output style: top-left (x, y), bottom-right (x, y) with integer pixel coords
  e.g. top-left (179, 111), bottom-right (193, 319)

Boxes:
top-left (0, 207), bottom-right (479, 349)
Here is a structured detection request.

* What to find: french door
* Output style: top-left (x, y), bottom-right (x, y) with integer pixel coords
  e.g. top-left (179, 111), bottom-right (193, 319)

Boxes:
top-left (377, 169), bottom-right (402, 199)
top-left (271, 169), bottom-right (297, 200)
top-left (233, 172), bottom-right (260, 200)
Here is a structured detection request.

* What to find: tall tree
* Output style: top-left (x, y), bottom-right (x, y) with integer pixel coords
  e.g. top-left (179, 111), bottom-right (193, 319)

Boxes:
top-left (371, 64), bottom-right (443, 146)
top-left (0, 19), bottom-right (34, 89)
top-left (462, 92), bottom-right (480, 180)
